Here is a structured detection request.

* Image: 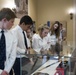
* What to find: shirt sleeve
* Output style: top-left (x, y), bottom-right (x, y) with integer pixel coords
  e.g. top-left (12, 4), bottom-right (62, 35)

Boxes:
top-left (27, 38), bottom-right (31, 48)
top-left (17, 47), bottom-right (26, 54)
top-left (0, 69), bottom-right (3, 74)
top-left (4, 34), bottom-right (17, 73)
top-left (32, 37), bottom-right (41, 53)
top-left (12, 29), bottom-right (26, 54)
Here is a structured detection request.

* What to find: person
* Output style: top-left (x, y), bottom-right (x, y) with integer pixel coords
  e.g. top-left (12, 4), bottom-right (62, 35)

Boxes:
top-left (0, 8), bottom-right (17, 75)
top-left (32, 24), bottom-right (50, 55)
top-left (50, 21), bottom-right (61, 58)
top-left (26, 28), bottom-right (32, 53)
top-left (60, 23), bottom-right (66, 41)
top-left (11, 15), bottom-right (33, 75)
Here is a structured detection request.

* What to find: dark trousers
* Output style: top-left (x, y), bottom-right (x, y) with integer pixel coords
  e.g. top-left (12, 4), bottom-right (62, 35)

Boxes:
top-left (9, 69), bottom-right (13, 75)
top-left (13, 58), bottom-right (21, 75)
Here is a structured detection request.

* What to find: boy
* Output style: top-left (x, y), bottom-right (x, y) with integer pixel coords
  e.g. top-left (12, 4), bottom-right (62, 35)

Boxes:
top-left (0, 8), bottom-right (17, 75)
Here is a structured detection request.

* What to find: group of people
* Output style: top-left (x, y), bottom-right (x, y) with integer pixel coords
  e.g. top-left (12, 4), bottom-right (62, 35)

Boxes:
top-left (0, 8), bottom-right (33, 75)
top-left (0, 8), bottom-right (66, 75)
top-left (32, 21), bottom-right (66, 56)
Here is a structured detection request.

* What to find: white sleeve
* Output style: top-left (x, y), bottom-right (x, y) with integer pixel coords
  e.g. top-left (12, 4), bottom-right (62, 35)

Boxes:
top-left (32, 37), bottom-right (41, 53)
top-left (0, 69), bottom-right (3, 74)
top-left (17, 47), bottom-right (26, 54)
top-left (12, 29), bottom-right (26, 54)
top-left (27, 38), bottom-right (31, 48)
top-left (4, 35), bottom-right (17, 73)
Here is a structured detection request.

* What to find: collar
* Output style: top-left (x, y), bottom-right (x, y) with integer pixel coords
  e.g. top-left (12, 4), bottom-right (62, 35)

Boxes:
top-left (17, 25), bottom-right (23, 31)
top-left (0, 29), bottom-right (8, 33)
top-left (36, 34), bottom-right (43, 40)
top-left (17, 25), bottom-right (27, 34)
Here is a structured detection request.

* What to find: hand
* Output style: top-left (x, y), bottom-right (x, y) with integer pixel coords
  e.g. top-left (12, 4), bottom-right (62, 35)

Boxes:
top-left (40, 50), bottom-right (48, 55)
top-left (1, 70), bottom-right (9, 75)
top-left (27, 48), bottom-right (30, 54)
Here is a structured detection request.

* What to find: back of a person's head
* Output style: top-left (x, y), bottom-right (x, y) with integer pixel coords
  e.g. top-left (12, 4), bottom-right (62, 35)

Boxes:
top-left (19, 15), bottom-right (33, 25)
top-left (0, 8), bottom-right (16, 21)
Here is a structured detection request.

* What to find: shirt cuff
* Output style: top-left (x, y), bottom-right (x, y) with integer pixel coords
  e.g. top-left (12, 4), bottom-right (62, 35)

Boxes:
top-left (0, 69), bottom-right (3, 74)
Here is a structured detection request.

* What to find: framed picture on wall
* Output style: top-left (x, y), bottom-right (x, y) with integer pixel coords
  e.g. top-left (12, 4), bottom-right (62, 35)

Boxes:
top-left (13, 0), bottom-right (28, 18)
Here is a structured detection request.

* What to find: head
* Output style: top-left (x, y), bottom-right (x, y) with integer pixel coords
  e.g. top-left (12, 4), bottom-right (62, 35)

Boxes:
top-left (19, 15), bottom-right (33, 31)
top-left (38, 24), bottom-right (49, 38)
top-left (26, 28), bottom-right (31, 38)
top-left (51, 21), bottom-right (61, 38)
top-left (0, 8), bottom-right (16, 30)
top-left (53, 21), bottom-right (60, 30)
top-left (60, 23), bottom-right (63, 30)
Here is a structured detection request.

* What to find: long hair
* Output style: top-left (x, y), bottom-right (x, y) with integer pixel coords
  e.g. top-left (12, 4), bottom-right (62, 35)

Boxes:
top-left (51, 21), bottom-right (60, 38)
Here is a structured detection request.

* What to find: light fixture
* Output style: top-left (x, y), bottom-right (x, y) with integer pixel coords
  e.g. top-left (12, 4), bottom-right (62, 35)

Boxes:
top-left (70, 13), bottom-right (73, 20)
top-left (68, 8), bottom-right (74, 20)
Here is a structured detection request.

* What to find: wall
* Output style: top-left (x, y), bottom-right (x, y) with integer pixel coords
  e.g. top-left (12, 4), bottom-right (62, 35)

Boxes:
top-left (13, 0), bottom-right (37, 28)
top-left (0, 0), bottom-right (37, 28)
top-left (73, 0), bottom-right (76, 48)
top-left (36, 0), bottom-right (73, 42)
top-left (0, 0), bottom-right (74, 42)
top-left (28, 0), bottom-right (37, 22)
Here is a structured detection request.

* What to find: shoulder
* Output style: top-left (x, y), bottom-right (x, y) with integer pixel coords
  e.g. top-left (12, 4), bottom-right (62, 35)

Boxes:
top-left (32, 34), bottom-right (38, 38)
top-left (11, 25), bottom-right (22, 35)
top-left (9, 30), bottom-right (16, 38)
top-left (5, 30), bottom-right (16, 42)
top-left (32, 34), bottom-right (40, 39)
top-left (9, 30), bottom-right (18, 43)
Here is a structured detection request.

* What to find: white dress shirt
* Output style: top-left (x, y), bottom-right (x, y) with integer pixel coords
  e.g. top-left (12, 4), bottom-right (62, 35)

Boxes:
top-left (32, 34), bottom-right (49, 54)
top-left (27, 38), bottom-right (31, 48)
top-left (12, 25), bottom-right (28, 58)
top-left (0, 29), bottom-right (17, 74)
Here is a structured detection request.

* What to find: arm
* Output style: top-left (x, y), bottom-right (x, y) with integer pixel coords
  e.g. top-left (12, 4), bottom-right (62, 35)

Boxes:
top-left (17, 47), bottom-right (26, 54)
top-left (12, 29), bottom-right (26, 54)
top-left (32, 37), bottom-right (41, 53)
top-left (4, 35), bottom-right (17, 74)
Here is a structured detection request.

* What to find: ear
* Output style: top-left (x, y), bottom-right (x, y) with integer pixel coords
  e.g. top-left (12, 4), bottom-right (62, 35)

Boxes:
top-left (2, 18), bottom-right (7, 22)
top-left (22, 22), bottom-right (25, 25)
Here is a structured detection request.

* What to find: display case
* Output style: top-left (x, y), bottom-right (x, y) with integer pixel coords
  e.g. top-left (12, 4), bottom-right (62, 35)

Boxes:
top-left (19, 41), bottom-right (75, 75)
top-left (19, 55), bottom-right (76, 75)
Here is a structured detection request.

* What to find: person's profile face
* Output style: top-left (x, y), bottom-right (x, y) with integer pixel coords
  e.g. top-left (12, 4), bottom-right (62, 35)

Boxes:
top-left (4, 19), bottom-right (14, 30)
top-left (26, 29), bottom-right (31, 36)
top-left (54, 24), bottom-right (58, 30)
top-left (23, 24), bottom-right (31, 31)
top-left (41, 28), bottom-right (49, 37)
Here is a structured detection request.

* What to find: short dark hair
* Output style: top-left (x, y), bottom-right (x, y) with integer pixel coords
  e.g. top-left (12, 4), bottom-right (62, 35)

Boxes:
top-left (0, 8), bottom-right (16, 21)
top-left (19, 15), bottom-right (33, 25)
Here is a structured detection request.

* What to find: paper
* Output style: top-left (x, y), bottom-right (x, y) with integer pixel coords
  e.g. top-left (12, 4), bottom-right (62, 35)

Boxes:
top-left (31, 59), bottom-right (60, 75)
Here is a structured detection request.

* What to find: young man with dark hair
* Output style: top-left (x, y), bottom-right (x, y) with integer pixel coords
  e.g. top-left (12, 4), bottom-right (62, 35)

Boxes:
top-left (12, 15), bottom-right (33, 75)
top-left (0, 8), bottom-right (17, 75)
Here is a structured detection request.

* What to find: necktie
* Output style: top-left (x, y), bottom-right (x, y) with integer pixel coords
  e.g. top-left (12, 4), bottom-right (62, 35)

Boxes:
top-left (23, 31), bottom-right (28, 49)
top-left (0, 30), bottom-right (6, 69)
